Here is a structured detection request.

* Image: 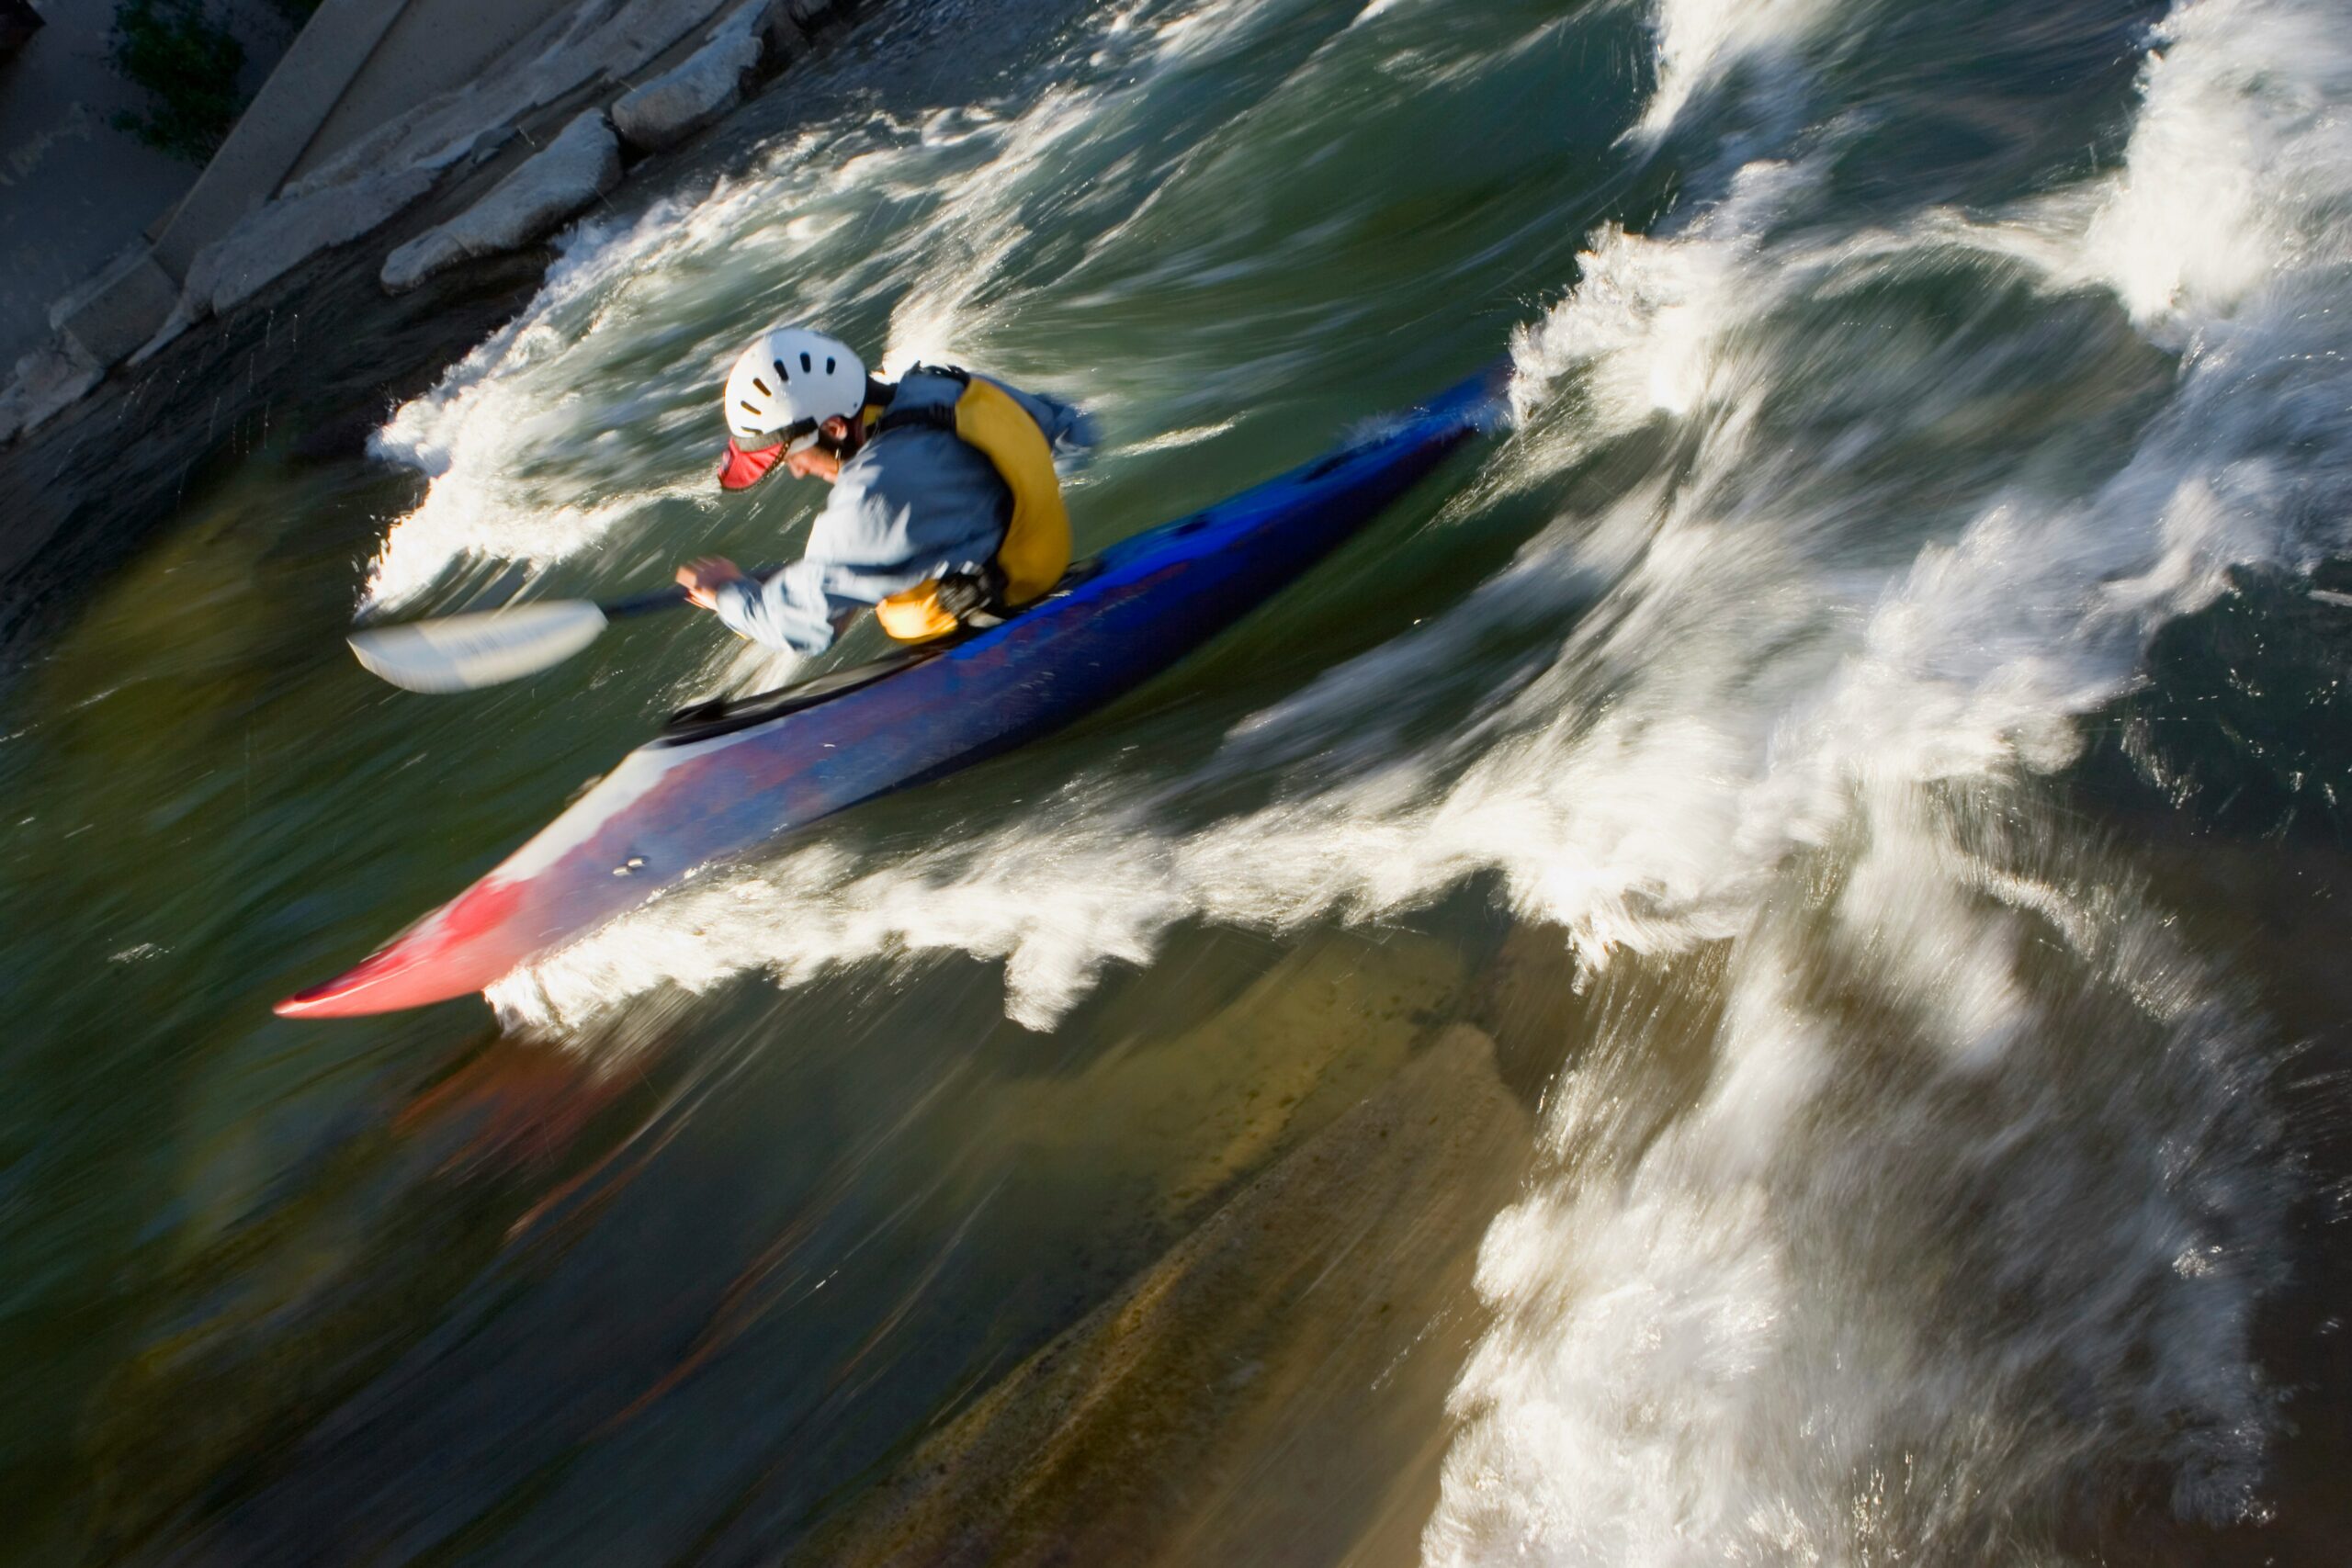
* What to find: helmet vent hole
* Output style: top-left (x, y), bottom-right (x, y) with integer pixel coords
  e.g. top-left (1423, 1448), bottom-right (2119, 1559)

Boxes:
top-left (739, 400), bottom-right (763, 414)
top-left (800, 352), bottom-right (813, 372)
top-left (774, 358), bottom-right (789, 383)
top-left (751, 378), bottom-right (770, 396)
top-left (825, 356), bottom-right (836, 374)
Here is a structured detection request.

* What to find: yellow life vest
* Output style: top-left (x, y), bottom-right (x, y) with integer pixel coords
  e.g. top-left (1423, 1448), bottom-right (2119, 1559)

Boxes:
top-left (870, 368), bottom-right (1073, 643)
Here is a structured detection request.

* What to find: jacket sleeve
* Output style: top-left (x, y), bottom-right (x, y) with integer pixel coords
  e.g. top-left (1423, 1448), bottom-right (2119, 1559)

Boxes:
top-left (710, 558), bottom-right (861, 656)
top-left (994, 379), bottom-right (1096, 459)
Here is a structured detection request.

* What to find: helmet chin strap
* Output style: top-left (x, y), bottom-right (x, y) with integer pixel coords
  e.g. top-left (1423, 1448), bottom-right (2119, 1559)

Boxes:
top-left (823, 398), bottom-right (888, 458)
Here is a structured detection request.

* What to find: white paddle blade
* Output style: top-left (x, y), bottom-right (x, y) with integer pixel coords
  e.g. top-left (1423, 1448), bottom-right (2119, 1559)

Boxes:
top-left (349, 602), bottom-right (611, 693)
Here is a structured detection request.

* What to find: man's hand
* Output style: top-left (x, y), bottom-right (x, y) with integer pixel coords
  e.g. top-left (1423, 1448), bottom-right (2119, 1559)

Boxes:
top-left (676, 556), bottom-right (747, 610)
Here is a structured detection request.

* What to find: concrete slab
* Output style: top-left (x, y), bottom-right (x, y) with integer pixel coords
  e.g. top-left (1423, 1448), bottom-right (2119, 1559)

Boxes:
top-left (283, 0), bottom-right (582, 186)
top-left (277, 0), bottom-right (738, 209)
top-left (149, 0), bottom-right (414, 278)
top-left (814, 1022), bottom-right (1532, 1567)
top-left (50, 240), bottom-right (175, 364)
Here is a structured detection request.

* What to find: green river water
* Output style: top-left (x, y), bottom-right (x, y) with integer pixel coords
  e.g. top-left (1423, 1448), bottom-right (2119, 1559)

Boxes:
top-left (7, 0), bottom-right (2352, 1561)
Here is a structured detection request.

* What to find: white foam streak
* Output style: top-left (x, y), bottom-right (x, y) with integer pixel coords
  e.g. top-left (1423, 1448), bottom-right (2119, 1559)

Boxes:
top-left (1512, 159), bottom-right (1814, 430)
top-left (880, 86), bottom-right (1102, 374)
top-left (2084, 0), bottom-right (2352, 327)
top-left (1120, 418), bottom-right (1238, 455)
top-left (1634, 0), bottom-right (1843, 140)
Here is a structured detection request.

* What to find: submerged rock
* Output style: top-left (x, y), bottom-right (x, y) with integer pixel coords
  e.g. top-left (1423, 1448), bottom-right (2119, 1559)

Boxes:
top-left (981, 929), bottom-right (1468, 1229)
top-left (812, 1023), bottom-right (1533, 1567)
top-left (613, 0), bottom-right (791, 152)
top-left (381, 111), bottom-right (624, 295)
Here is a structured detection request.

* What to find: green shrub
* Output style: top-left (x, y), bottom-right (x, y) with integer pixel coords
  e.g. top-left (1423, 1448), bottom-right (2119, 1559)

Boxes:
top-left (107, 0), bottom-right (246, 164)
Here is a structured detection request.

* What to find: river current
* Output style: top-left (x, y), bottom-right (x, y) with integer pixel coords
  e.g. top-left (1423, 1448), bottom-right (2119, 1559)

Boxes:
top-left (6, 0), bottom-right (2352, 1561)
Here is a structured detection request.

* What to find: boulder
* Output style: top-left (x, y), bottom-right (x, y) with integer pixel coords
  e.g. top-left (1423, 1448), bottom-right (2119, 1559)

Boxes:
top-left (135, 162), bottom-right (442, 364)
top-left (50, 244), bottom-right (181, 369)
top-left (0, 337), bottom-right (103, 446)
top-left (381, 111), bottom-right (623, 295)
top-left (464, 124), bottom-right (522, 168)
top-left (759, 4), bottom-right (808, 55)
top-left (288, 0), bottom-right (762, 204)
top-left (185, 165), bottom-right (440, 321)
top-left (611, 0), bottom-right (776, 153)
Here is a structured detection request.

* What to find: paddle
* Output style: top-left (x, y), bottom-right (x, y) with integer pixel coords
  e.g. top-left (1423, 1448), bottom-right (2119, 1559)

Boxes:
top-left (349, 569), bottom-right (776, 694)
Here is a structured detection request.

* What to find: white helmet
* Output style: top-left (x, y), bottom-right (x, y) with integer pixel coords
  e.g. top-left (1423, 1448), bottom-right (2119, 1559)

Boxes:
top-left (722, 327), bottom-right (867, 449)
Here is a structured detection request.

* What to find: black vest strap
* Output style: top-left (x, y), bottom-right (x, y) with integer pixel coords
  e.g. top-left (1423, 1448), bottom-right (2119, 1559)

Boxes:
top-left (877, 402), bottom-right (955, 436)
top-left (875, 365), bottom-right (972, 437)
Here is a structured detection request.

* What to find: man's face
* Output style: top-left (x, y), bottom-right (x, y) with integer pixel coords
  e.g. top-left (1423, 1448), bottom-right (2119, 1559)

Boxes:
top-left (785, 444), bottom-right (842, 483)
top-left (783, 415), bottom-right (856, 483)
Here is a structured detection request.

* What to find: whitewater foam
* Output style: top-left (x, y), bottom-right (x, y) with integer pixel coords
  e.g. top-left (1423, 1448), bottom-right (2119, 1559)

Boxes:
top-left (1424, 827), bottom-right (2288, 1564)
top-left (1634, 0), bottom-right (1845, 141)
top-left (1421, 0), bottom-right (2348, 1557)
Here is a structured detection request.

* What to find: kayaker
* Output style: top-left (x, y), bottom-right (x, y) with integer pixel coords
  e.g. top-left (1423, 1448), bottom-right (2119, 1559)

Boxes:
top-left (676, 327), bottom-right (1092, 655)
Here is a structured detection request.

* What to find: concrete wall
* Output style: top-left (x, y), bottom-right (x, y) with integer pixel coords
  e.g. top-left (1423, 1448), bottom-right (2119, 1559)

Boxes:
top-left (151, 0), bottom-right (415, 276)
top-left (0, 0), bottom-right (295, 367)
top-left (30, 0), bottom-right (750, 388)
top-left (288, 0), bottom-right (582, 185)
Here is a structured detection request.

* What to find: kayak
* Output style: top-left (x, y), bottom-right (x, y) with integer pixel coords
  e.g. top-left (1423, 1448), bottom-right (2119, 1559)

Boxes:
top-left (277, 362), bottom-right (1510, 1018)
